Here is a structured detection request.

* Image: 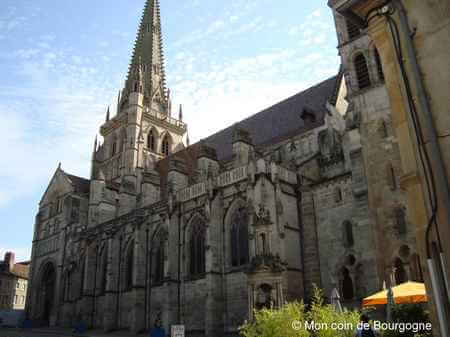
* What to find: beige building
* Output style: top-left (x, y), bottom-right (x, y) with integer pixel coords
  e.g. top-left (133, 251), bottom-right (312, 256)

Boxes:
top-left (0, 252), bottom-right (30, 311)
top-left (26, 0), bottom-right (429, 336)
top-left (328, 0), bottom-right (450, 335)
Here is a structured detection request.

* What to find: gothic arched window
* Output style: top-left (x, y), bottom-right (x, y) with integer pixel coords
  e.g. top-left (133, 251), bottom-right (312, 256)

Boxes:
top-left (342, 267), bottom-right (354, 300)
top-left (125, 241), bottom-right (134, 291)
top-left (120, 130), bottom-right (127, 152)
top-left (346, 18), bottom-right (360, 40)
top-left (343, 221), bottom-right (354, 247)
top-left (374, 48), bottom-right (384, 81)
top-left (111, 141), bottom-right (117, 157)
top-left (153, 235), bottom-right (165, 284)
top-left (354, 53), bottom-right (371, 90)
top-left (189, 218), bottom-right (205, 276)
top-left (230, 207), bottom-right (249, 267)
top-left (148, 129), bottom-right (156, 152)
top-left (161, 135), bottom-right (170, 156)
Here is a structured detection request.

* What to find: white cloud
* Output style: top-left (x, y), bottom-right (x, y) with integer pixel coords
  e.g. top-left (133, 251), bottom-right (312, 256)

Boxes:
top-left (168, 48), bottom-right (338, 144)
top-left (0, 41), bottom-right (119, 208)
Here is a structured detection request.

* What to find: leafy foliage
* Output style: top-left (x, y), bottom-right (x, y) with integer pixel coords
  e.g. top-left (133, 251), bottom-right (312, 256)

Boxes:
top-left (307, 286), bottom-right (360, 337)
top-left (239, 301), bottom-right (309, 337)
top-left (239, 286), bottom-right (359, 337)
top-left (383, 304), bottom-right (432, 337)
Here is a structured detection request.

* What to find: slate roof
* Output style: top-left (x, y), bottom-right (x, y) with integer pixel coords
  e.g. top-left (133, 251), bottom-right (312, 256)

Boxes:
top-left (202, 75), bottom-right (339, 160)
top-left (155, 74), bottom-right (340, 195)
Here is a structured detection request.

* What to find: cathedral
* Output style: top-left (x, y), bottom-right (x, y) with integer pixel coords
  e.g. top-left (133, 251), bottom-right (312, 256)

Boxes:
top-left (26, 0), bottom-right (425, 336)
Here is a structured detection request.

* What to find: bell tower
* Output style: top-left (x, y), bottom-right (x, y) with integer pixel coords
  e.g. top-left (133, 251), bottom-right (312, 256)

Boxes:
top-left (96, 0), bottom-right (187, 183)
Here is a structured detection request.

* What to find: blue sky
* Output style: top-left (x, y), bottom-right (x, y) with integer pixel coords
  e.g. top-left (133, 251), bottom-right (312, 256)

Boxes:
top-left (0, 0), bottom-right (340, 261)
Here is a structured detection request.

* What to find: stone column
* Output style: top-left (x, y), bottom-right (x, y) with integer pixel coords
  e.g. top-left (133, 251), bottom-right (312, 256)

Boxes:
top-left (204, 195), bottom-right (224, 337)
top-left (103, 237), bottom-right (116, 332)
top-left (300, 186), bottom-right (321, 300)
top-left (131, 228), bottom-right (145, 333)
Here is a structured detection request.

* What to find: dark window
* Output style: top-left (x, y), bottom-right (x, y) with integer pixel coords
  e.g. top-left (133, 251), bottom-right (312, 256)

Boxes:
top-left (387, 163), bottom-right (397, 190)
top-left (189, 218), bottom-right (205, 276)
top-left (374, 48), bottom-right (384, 81)
top-left (231, 207), bottom-right (249, 267)
top-left (125, 241), bottom-right (134, 290)
top-left (354, 54), bottom-right (371, 90)
top-left (153, 242), bottom-right (164, 284)
top-left (111, 141), bottom-right (117, 157)
top-left (70, 198), bottom-right (80, 223)
top-left (148, 130), bottom-right (155, 151)
top-left (379, 119), bottom-right (388, 138)
top-left (343, 221), bottom-right (354, 247)
top-left (346, 18), bottom-right (360, 40)
top-left (394, 207), bottom-right (407, 235)
top-left (335, 187), bottom-right (343, 203)
top-left (394, 258), bottom-right (407, 285)
top-left (120, 132), bottom-right (127, 152)
top-left (162, 135), bottom-right (170, 156)
top-left (342, 267), bottom-right (354, 300)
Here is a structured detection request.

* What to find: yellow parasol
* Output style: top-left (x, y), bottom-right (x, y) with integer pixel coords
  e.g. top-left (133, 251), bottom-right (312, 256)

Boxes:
top-left (362, 281), bottom-right (428, 307)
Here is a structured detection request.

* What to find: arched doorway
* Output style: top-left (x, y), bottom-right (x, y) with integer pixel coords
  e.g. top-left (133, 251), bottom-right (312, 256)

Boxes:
top-left (38, 262), bottom-right (56, 325)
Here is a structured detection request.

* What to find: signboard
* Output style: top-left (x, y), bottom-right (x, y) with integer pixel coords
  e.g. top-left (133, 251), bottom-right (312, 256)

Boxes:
top-left (177, 182), bottom-right (206, 202)
top-left (217, 166), bottom-right (247, 187)
top-left (171, 325), bottom-right (185, 337)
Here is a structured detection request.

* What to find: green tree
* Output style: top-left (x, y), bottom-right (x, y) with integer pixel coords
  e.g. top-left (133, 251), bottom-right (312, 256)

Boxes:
top-left (239, 301), bottom-right (310, 337)
top-left (240, 286), bottom-right (360, 337)
top-left (307, 286), bottom-right (360, 337)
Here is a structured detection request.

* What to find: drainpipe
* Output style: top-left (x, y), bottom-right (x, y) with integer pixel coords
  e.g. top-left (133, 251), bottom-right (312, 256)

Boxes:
top-left (393, 1), bottom-right (450, 231)
top-left (393, 1), bottom-right (450, 334)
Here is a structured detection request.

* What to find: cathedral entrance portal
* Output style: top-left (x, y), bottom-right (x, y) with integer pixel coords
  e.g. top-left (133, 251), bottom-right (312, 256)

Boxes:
top-left (38, 262), bottom-right (56, 325)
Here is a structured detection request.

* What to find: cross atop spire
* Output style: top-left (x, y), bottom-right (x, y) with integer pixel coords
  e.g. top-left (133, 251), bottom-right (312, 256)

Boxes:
top-left (123, 0), bottom-right (167, 112)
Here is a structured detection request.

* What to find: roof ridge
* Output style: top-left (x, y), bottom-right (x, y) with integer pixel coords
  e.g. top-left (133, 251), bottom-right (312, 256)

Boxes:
top-left (204, 74), bottom-right (338, 143)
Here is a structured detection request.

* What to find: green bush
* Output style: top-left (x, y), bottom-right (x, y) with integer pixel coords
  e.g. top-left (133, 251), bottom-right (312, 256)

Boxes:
top-left (239, 301), bottom-right (310, 337)
top-left (239, 286), bottom-right (360, 337)
top-left (307, 286), bottom-right (360, 337)
top-left (382, 304), bottom-right (432, 337)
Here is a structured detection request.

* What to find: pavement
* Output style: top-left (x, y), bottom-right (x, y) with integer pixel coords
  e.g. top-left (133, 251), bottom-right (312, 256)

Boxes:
top-left (0, 328), bottom-right (148, 337)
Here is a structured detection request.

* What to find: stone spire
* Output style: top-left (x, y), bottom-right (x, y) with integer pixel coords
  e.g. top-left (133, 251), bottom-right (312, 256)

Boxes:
top-left (123, 0), bottom-right (167, 111)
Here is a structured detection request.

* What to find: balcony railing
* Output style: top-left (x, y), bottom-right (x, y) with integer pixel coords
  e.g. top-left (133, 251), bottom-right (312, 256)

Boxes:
top-left (144, 107), bottom-right (187, 131)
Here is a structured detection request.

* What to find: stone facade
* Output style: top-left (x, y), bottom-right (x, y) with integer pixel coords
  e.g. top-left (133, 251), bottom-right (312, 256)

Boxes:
top-left (0, 252), bottom-right (29, 311)
top-left (26, 0), bottom-right (425, 336)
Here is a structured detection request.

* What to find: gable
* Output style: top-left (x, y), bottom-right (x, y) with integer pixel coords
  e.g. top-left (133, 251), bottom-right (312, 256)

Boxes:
top-left (39, 168), bottom-right (75, 206)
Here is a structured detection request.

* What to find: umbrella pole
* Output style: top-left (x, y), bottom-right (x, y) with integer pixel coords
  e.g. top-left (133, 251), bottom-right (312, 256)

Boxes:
top-left (386, 287), bottom-right (394, 322)
top-left (427, 258), bottom-right (449, 337)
